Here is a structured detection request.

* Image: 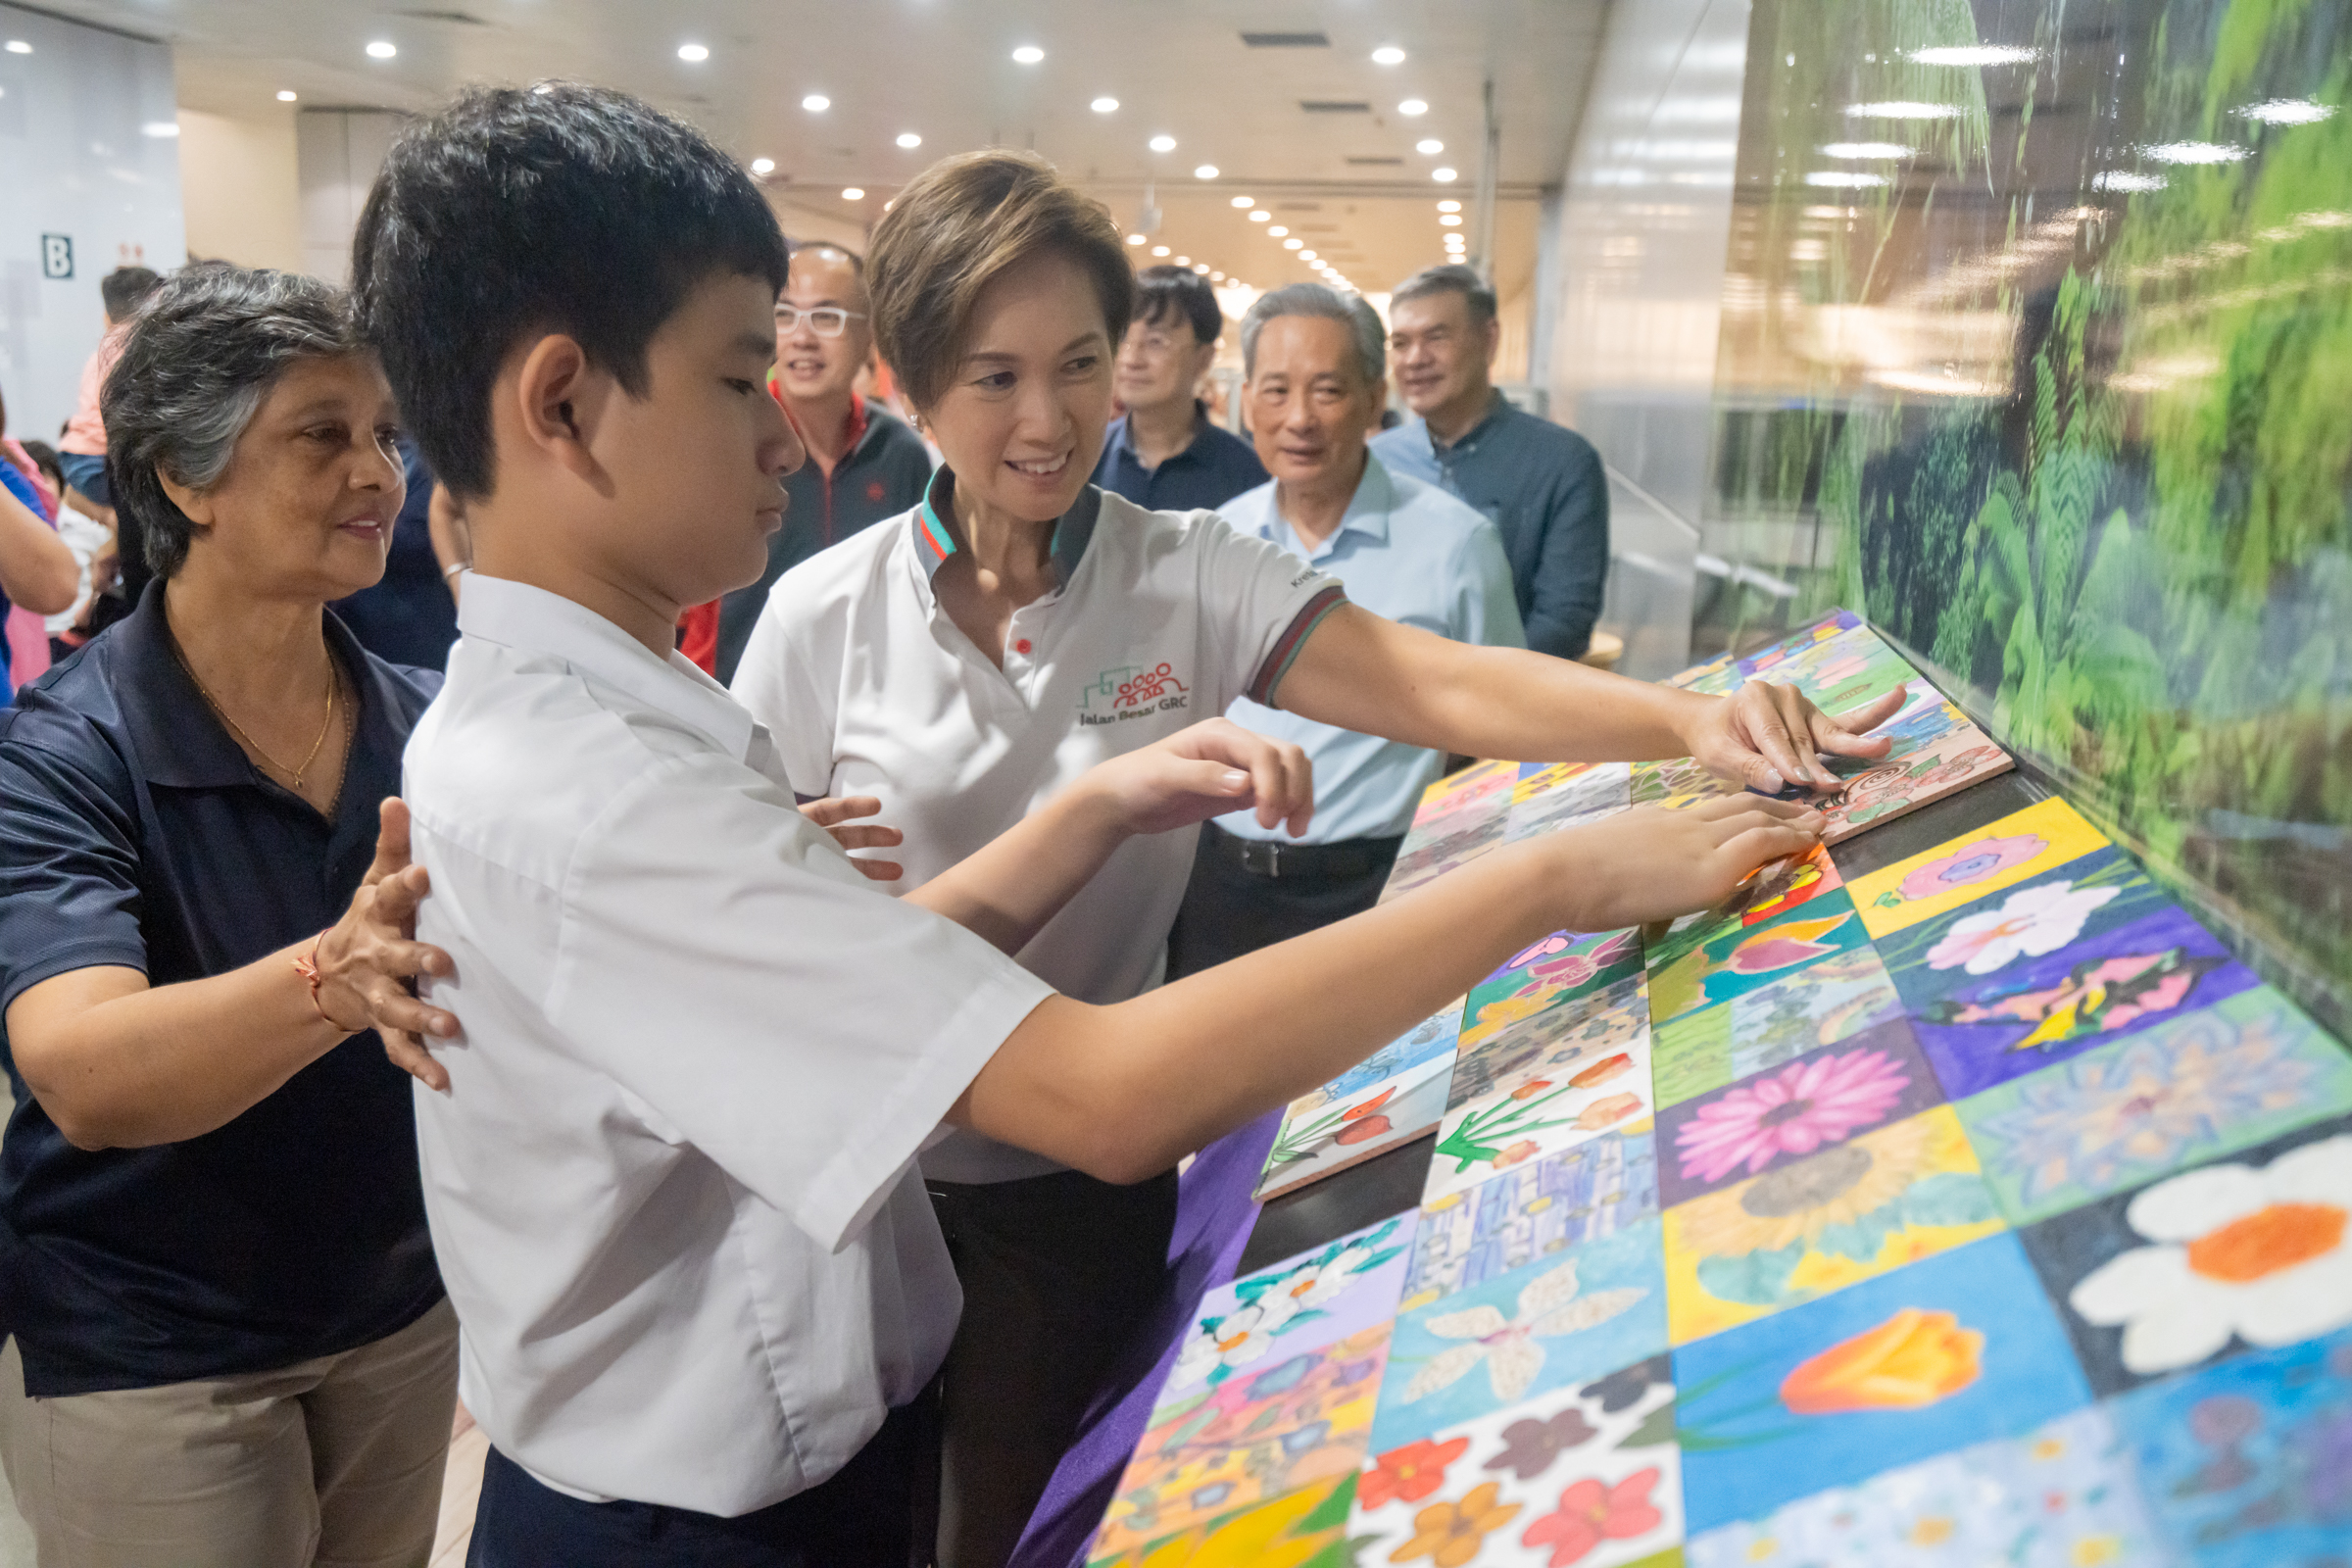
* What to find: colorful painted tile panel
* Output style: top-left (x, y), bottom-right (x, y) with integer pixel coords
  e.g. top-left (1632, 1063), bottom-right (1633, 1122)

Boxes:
top-left (1348, 1354), bottom-right (1684, 1568)
top-left (1645, 889), bottom-right (1873, 1027)
top-left (1461, 927), bottom-right (1644, 1054)
top-left (1165, 1212), bottom-right (1417, 1404)
top-left (1671, 1232), bottom-right (2093, 1534)
top-left (1844, 794), bottom-right (2110, 939)
top-left (1256, 1051), bottom-right (1456, 1202)
top-left (1082, 1473), bottom-right (1358, 1568)
top-left (1661, 1103), bottom-right (2003, 1346)
top-left (1403, 1132), bottom-right (1660, 1313)
top-left (1429, 981), bottom-right (1654, 1204)
top-left (1958, 986), bottom-right (2352, 1226)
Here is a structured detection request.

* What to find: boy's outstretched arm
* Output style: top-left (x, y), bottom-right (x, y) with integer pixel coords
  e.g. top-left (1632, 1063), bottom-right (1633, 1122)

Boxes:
top-left (1274, 604), bottom-right (1908, 797)
top-left (952, 795), bottom-right (1822, 1183)
top-left (902, 717), bottom-right (1313, 957)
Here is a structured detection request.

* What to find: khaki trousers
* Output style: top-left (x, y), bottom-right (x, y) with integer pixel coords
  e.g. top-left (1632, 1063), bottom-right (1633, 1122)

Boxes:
top-left (0, 1298), bottom-right (459, 1568)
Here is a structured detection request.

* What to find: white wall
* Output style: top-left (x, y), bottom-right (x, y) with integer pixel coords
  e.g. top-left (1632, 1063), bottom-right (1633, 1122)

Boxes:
top-left (297, 109), bottom-right (405, 284)
top-left (180, 105), bottom-right (302, 273)
top-left (1536, 0), bottom-right (1751, 676)
top-left (0, 3), bottom-right (185, 444)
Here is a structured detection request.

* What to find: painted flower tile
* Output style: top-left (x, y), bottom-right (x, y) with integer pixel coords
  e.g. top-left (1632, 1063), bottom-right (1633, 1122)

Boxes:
top-left (1256, 1052), bottom-right (1456, 1202)
top-left (1371, 1223), bottom-right (1670, 1451)
top-left (1661, 1103), bottom-right (2003, 1345)
top-left (1645, 889), bottom-right (1874, 1028)
top-left (1461, 927), bottom-right (1645, 1054)
top-left (2111, 1322), bottom-right (2352, 1568)
top-left (1428, 989), bottom-right (1655, 1205)
top-left (1683, 1403), bottom-right (2170, 1568)
top-left (2016, 1115), bottom-right (2352, 1397)
top-left (1403, 1131), bottom-right (1660, 1313)
top-left (1958, 986), bottom-right (2352, 1227)
top-left (1165, 1212), bottom-right (1417, 1405)
top-left (1504, 761), bottom-right (1635, 844)
top-left (1348, 1354), bottom-right (1684, 1568)
top-left (1083, 1473), bottom-right (1358, 1568)
top-left (1876, 845), bottom-right (2259, 1100)
top-left (1670, 1232), bottom-right (2093, 1534)
top-left (1843, 793), bottom-right (2110, 940)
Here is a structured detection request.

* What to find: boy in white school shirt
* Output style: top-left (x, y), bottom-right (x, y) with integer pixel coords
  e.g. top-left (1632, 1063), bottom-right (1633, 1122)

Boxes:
top-left (354, 84), bottom-right (1827, 1567)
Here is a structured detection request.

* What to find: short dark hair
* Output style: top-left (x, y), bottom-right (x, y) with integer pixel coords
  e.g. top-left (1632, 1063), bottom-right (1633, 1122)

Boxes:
top-left (100, 266), bottom-right (163, 322)
top-left (867, 150), bottom-right (1132, 411)
top-left (1134, 266), bottom-right (1221, 346)
top-left (1391, 264), bottom-right (1497, 328)
top-left (353, 82), bottom-right (789, 501)
top-left (104, 262), bottom-right (361, 577)
top-left (19, 439), bottom-right (64, 498)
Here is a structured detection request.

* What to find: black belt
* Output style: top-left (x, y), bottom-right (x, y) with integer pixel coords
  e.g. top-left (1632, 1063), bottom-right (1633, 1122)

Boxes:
top-left (1205, 822), bottom-right (1403, 881)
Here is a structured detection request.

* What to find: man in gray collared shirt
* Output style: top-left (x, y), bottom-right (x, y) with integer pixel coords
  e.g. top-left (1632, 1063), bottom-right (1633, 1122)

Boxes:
top-left (1372, 264), bottom-right (1610, 661)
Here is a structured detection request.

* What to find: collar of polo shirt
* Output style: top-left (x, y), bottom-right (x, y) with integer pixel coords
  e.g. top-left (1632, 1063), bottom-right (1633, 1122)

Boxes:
top-left (910, 466), bottom-right (1102, 588)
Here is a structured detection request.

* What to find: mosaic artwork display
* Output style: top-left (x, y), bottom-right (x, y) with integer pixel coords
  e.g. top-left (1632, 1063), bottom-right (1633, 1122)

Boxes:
top-left (1105, 609), bottom-right (2352, 1568)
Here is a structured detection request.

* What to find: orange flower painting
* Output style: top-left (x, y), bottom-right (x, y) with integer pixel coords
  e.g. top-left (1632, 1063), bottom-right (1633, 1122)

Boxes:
top-left (1780, 1307), bottom-right (1984, 1414)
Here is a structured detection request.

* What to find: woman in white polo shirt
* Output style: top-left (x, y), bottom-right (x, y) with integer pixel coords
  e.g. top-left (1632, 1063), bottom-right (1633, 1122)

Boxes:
top-left (732, 151), bottom-right (1904, 1568)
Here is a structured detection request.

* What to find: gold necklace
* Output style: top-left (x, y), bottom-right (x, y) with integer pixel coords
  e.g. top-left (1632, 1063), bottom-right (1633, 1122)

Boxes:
top-left (170, 627), bottom-right (340, 792)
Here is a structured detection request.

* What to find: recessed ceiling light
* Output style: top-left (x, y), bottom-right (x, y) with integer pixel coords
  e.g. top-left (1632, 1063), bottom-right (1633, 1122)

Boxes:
top-left (1011, 44), bottom-right (1044, 64)
top-left (750, 158), bottom-right (775, 175)
top-left (1371, 45), bottom-right (1406, 66)
top-left (1909, 44), bottom-right (2038, 66)
top-left (842, 186), bottom-right (865, 200)
top-left (1211, 270), bottom-right (1224, 280)
top-left (1250, 210), bottom-right (1270, 222)
top-left (1398, 99), bottom-right (1429, 117)
top-left (1092, 96), bottom-right (1119, 114)
top-left (1298, 249), bottom-right (1317, 260)
top-left (1843, 101), bottom-right (1962, 120)
top-left (277, 89), bottom-right (298, 102)
top-left (2238, 98), bottom-right (2335, 125)
top-left (883, 200), bottom-right (894, 211)
top-left (142, 121), bottom-right (180, 137)
top-left (1433, 166), bottom-right (1458, 182)
top-left (1193, 263), bottom-right (1210, 274)
top-left (1127, 232), bottom-right (1147, 245)
top-left (1152, 245), bottom-right (1170, 256)
top-left (896, 131), bottom-right (923, 148)
top-left (4, 39), bottom-right (29, 54)
top-left (1283, 237), bottom-right (1302, 249)
top-left (677, 42), bottom-right (710, 62)
top-left (1440, 214), bottom-right (1462, 226)
top-left (803, 93), bottom-right (830, 113)
top-left (1175, 255), bottom-right (1191, 265)
top-left (1230, 194), bottom-right (1253, 208)
top-left (1194, 164), bottom-right (1219, 179)
top-left (1416, 138), bottom-right (1444, 154)
top-left (366, 39), bottom-right (396, 59)
top-left (1149, 134), bottom-right (1177, 152)
top-left (1437, 199), bottom-right (1462, 212)
top-left (1268, 225), bottom-right (1289, 236)
top-left (1821, 141), bottom-right (1912, 160)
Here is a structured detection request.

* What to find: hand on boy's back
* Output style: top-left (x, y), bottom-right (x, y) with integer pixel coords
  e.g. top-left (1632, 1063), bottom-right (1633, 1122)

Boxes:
top-left (799, 796), bottom-right (906, 882)
top-left (1541, 796), bottom-right (1824, 933)
top-left (1686, 681), bottom-right (1907, 796)
top-left (1083, 718), bottom-right (1316, 839)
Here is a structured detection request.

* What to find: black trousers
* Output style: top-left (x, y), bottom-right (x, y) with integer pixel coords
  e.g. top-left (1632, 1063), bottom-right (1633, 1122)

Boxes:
top-left (466, 1392), bottom-right (938, 1568)
top-left (928, 1166), bottom-right (1180, 1568)
top-left (1164, 823), bottom-right (1406, 978)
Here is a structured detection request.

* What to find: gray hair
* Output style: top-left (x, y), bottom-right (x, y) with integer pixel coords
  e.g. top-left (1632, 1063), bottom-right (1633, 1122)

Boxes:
top-left (1391, 263), bottom-right (1496, 328)
top-left (1241, 283), bottom-right (1386, 385)
top-left (103, 262), bottom-right (362, 577)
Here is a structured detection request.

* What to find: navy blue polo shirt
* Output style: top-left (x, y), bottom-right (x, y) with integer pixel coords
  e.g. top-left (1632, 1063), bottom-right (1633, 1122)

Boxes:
top-left (1093, 400), bottom-right (1270, 515)
top-left (0, 581), bottom-right (444, 1395)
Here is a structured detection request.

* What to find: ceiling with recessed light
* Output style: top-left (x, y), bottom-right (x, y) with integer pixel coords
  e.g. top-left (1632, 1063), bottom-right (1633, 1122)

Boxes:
top-left (36, 0), bottom-right (1606, 302)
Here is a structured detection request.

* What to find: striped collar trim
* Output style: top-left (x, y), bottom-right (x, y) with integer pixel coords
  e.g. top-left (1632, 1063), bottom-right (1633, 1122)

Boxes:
top-left (909, 466), bottom-right (1102, 586)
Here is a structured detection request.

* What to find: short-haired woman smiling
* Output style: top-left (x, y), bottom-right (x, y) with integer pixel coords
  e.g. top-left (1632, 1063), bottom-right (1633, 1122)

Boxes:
top-left (734, 152), bottom-right (1903, 1567)
top-left (0, 264), bottom-right (462, 1568)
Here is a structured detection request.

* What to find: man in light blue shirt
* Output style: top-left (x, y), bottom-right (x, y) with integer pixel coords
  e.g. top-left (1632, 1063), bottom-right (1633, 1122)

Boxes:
top-left (1166, 283), bottom-right (1525, 977)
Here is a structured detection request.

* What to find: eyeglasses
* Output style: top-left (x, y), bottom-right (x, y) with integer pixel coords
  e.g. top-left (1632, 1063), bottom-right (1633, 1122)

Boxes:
top-left (774, 305), bottom-right (866, 337)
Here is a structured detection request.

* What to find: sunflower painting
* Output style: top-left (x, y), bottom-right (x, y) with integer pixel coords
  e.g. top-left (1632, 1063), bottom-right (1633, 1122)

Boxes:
top-left (1661, 1105), bottom-right (2003, 1346)
top-left (1081, 1472), bottom-right (1358, 1568)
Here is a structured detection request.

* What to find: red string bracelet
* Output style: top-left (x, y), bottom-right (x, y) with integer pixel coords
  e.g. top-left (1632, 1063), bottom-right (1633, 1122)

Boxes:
top-left (291, 933), bottom-right (338, 1027)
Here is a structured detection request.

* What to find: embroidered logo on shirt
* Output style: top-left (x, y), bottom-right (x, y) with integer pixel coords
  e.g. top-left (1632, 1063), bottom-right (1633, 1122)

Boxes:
top-left (1077, 662), bottom-right (1191, 726)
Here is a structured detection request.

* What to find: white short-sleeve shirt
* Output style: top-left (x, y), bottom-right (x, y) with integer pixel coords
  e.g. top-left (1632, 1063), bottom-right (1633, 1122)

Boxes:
top-left (732, 475), bottom-right (1343, 1184)
top-left (402, 574), bottom-right (1055, 1516)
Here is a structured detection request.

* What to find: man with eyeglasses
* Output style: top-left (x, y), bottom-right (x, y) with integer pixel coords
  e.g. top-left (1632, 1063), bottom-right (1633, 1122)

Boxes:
top-left (1092, 266), bottom-right (1267, 514)
top-left (709, 242), bottom-right (933, 682)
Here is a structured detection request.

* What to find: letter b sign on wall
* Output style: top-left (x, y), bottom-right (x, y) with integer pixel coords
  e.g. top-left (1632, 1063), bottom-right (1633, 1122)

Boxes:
top-left (40, 234), bottom-right (74, 279)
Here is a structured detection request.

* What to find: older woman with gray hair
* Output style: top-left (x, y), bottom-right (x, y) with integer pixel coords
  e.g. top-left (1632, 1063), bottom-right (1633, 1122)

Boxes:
top-left (0, 262), bottom-right (464, 1568)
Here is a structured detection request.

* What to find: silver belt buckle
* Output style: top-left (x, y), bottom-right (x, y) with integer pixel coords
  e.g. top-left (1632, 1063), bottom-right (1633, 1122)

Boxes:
top-left (1239, 838), bottom-right (1283, 877)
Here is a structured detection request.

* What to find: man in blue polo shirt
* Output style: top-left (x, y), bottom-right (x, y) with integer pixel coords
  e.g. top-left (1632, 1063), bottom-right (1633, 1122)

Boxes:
top-left (1372, 264), bottom-right (1610, 661)
top-left (1093, 266), bottom-right (1267, 514)
top-left (1166, 283), bottom-right (1523, 975)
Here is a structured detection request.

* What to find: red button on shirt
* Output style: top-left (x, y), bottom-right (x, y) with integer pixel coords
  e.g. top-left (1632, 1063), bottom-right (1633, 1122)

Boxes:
top-left (1014, 639), bottom-right (1033, 656)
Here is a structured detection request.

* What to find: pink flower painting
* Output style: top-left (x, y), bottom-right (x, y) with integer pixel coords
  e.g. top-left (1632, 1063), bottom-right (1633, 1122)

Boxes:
top-left (1674, 1049), bottom-right (1913, 1186)
top-left (1894, 833), bottom-right (2047, 903)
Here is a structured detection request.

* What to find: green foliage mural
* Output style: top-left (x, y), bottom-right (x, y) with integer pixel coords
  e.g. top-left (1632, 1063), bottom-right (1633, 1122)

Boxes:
top-left (1708, 0), bottom-right (2350, 1028)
